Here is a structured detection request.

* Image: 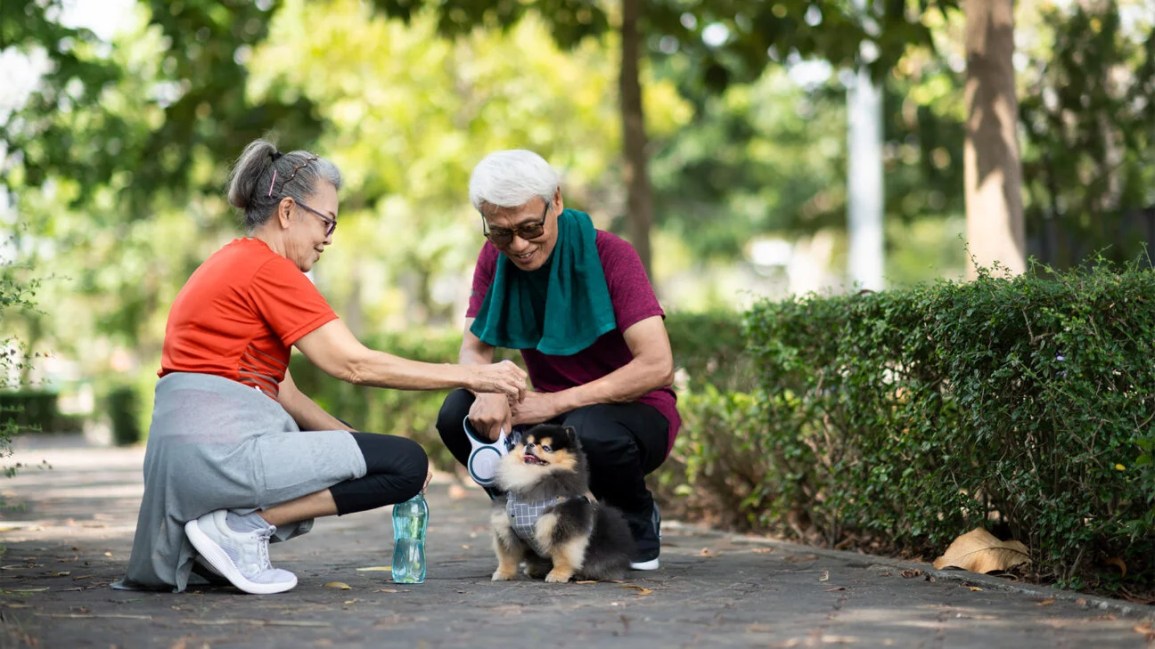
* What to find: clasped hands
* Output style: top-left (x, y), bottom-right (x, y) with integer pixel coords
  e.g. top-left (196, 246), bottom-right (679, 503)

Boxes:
top-left (467, 387), bottom-right (559, 443)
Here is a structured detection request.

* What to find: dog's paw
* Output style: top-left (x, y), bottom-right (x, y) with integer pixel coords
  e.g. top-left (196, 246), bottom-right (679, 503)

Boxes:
top-left (492, 567), bottom-right (517, 581)
top-left (544, 569), bottom-right (574, 583)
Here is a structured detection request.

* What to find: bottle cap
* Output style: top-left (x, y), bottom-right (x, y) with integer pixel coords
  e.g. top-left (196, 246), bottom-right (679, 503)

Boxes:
top-left (464, 417), bottom-right (508, 487)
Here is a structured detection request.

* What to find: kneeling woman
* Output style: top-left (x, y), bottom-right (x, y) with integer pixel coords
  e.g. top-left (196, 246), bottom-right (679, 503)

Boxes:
top-left (113, 139), bottom-right (526, 595)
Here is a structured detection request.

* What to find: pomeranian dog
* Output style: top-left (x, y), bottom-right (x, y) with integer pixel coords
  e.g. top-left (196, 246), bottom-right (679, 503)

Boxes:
top-left (490, 424), bottom-right (635, 583)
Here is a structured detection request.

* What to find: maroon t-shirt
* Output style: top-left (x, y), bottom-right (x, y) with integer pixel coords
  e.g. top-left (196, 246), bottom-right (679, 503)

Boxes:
top-left (468, 230), bottom-right (681, 453)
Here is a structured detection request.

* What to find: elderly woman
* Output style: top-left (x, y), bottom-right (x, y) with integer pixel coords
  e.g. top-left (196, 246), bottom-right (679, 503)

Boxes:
top-left (435, 149), bottom-right (679, 571)
top-left (114, 139), bottom-right (526, 595)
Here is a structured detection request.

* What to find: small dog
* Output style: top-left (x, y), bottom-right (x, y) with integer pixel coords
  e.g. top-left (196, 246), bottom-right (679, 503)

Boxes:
top-left (490, 424), bottom-right (635, 583)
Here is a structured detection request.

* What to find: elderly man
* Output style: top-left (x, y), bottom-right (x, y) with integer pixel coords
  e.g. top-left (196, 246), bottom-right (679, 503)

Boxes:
top-left (435, 149), bottom-right (680, 570)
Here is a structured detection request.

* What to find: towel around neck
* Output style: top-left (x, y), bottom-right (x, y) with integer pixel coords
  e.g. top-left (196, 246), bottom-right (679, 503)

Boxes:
top-left (470, 208), bottom-right (616, 356)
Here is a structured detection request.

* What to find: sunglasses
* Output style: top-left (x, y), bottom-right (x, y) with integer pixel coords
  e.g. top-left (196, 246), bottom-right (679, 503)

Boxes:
top-left (482, 200), bottom-right (550, 247)
top-left (296, 200), bottom-right (337, 237)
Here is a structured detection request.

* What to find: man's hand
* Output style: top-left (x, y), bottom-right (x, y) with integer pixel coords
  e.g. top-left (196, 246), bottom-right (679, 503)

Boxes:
top-left (467, 392), bottom-right (513, 442)
top-left (510, 391), bottom-right (561, 427)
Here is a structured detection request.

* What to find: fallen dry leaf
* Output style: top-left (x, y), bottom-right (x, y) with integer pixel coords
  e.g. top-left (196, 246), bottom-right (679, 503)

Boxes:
top-left (818, 570), bottom-right (830, 582)
top-left (1037, 598), bottom-right (1055, 607)
top-left (355, 566), bottom-right (392, 572)
top-left (932, 528), bottom-right (1029, 574)
top-left (1104, 556), bottom-right (1127, 578)
top-left (698, 548), bottom-right (715, 557)
top-left (620, 584), bottom-right (653, 596)
top-left (1134, 623), bottom-right (1154, 640)
top-left (966, 586), bottom-right (984, 592)
top-left (900, 569), bottom-right (924, 579)
top-left (751, 547), bottom-right (774, 554)
top-left (324, 581), bottom-right (352, 590)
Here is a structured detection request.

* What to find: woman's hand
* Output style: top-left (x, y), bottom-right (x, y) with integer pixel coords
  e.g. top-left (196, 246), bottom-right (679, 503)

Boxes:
top-left (470, 360), bottom-right (527, 402)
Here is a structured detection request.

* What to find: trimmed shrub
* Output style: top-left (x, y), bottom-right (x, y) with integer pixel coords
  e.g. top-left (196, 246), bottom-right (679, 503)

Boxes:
top-left (744, 262), bottom-right (1155, 590)
top-left (0, 390), bottom-right (59, 434)
top-left (107, 385), bottom-right (143, 446)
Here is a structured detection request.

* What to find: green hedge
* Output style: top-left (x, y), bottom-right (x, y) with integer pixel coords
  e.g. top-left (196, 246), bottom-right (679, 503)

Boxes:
top-left (741, 264), bottom-right (1155, 591)
top-left (0, 390), bottom-right (59, 433)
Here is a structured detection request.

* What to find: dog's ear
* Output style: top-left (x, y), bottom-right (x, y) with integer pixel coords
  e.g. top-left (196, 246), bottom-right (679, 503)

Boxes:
top-left (563, 426), bottom-right (579, 444)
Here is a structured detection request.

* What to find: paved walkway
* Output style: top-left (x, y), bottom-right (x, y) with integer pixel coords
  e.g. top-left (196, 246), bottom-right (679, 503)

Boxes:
top-left (1, 433), bottom-right (1152, 648)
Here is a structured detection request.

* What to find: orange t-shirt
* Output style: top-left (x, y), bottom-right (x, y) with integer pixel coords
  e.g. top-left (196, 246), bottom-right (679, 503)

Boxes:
top-left (159, 238), bottom-right (338, 397)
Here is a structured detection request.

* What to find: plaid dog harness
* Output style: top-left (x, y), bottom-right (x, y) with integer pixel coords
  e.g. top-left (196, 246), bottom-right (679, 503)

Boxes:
top-left (506, 494), bottom-right (568, 555)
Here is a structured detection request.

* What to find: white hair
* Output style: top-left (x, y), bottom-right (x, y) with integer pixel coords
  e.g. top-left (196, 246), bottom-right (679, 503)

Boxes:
top-left (468, 149), bottom-right (559, 212)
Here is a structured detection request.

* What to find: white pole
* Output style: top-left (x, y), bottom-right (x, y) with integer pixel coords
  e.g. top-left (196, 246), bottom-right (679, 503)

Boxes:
top-left (847, 31), bottom-right (885, 291)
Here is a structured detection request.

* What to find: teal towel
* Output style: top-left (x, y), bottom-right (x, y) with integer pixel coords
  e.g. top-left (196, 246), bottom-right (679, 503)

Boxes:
top-left (471, 209), bottom-right (616, 355)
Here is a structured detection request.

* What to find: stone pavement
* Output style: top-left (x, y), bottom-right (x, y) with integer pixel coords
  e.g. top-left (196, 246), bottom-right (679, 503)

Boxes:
top-left (1, 433), bottom-right (1152, 649)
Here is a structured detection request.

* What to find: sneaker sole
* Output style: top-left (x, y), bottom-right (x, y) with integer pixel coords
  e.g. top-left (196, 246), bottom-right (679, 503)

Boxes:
top-left (629, 558), bottom-right (660, 571)
top-left (184, 519), bottom-right (297, 595)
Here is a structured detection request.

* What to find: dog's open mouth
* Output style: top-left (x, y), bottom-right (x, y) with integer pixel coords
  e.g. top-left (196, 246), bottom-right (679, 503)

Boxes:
top-left (522, 452), bottom-right (548, 466)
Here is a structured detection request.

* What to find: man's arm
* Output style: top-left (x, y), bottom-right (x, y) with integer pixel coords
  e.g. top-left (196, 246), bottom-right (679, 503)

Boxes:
top-left (511, 315), bottom-right (675, 425)
top-left (458, 319), bottom-right (496, 369)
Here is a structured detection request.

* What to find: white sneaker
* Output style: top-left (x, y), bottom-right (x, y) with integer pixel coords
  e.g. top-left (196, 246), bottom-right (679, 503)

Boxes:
top-left (629, 503), bottom-right (662, 571)
top-left (184, 510), bottom-right (297, 594)
top-left (629, 557), bottom-right (660, 571)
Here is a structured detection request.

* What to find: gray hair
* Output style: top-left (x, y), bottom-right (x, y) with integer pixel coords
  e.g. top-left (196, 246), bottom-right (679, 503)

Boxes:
top-left (468, 149), bottom-right (559, 213)
top-left (226, 138), bottom-right (343, 231)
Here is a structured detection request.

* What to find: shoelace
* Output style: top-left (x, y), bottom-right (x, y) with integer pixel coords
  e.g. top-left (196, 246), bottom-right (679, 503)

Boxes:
top-left (254, 526), bottom-right (275, 572)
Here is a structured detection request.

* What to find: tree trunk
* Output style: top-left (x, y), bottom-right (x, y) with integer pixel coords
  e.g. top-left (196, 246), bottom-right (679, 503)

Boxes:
top-left (619, 0), bottom-right (654, 277)
top-left (964, 0), bottom-right (1025, 279)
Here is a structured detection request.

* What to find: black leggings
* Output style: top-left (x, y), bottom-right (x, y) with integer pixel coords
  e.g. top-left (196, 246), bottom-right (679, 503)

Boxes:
top-left (328, 432), bottom-right (428, 516)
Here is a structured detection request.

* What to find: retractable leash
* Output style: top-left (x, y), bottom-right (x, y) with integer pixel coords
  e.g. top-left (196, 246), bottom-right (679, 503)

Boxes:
top-left (464, 417), bottom-right (510, 487)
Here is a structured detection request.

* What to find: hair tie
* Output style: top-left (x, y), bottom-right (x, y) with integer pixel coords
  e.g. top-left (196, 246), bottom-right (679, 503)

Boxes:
top-left (270, 150), bottom-right (284, 161)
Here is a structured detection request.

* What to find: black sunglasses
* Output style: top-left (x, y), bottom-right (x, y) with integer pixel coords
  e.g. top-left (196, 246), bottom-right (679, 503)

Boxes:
top-left (482, 199), bottom-right (550, 247)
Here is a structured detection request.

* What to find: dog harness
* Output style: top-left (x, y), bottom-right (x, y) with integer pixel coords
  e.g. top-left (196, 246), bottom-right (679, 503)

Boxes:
top-left (506, 494), bottom-right (574, 555)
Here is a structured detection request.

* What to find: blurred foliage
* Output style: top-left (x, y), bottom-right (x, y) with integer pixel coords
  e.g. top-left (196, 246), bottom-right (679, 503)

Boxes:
top-left (0, 245), bottom-right (40, 473)
top-left (1, 0), bottom-right (321, 211)
top-left (1018, 2), bottom-right (1155, 268)
top-left (5, 0), bottom-right (1150, 373)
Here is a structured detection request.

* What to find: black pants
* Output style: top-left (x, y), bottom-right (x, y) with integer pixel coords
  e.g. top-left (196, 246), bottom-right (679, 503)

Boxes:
top-left (435, 389), bottom-right (668, 546)
top-left (328, 432), bottom-right (428, 515)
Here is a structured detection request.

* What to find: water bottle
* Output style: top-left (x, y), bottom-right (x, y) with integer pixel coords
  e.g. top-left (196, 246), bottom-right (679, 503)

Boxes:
top-left (391, 492), bottom-right (428, 584)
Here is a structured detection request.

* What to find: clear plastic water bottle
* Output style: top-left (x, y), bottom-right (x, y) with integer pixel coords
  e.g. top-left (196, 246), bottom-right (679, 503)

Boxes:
top-left (391, 492), bottom-right (428, 584)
